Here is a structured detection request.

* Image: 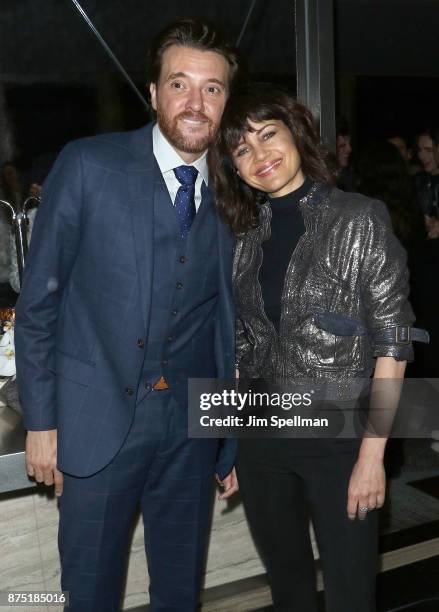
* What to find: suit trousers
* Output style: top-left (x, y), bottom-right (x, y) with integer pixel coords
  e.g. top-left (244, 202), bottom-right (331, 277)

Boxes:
top-left (59, 389), bottom-right (217, 612)
top-left (236, 439), bottom-right (378, 612)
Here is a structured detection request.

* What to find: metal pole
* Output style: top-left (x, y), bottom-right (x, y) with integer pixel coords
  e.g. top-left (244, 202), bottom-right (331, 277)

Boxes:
top-left (295, 0), bottom-right (336, 152)
top-left (69, 0), bottom-right (149, 111)
top-left (0, 196), bottom-right (39, 289)
top-left (236, 0), bottom-right (258, 46)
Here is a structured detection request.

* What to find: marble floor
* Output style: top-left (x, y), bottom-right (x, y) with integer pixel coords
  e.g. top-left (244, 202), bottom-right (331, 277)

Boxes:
top-left (2, 439), bottom-right (438, 612)
top-left (130, 445), bottom-right (439, 611)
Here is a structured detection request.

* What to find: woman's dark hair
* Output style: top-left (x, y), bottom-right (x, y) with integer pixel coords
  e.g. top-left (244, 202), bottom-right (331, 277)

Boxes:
top-left (357, 140), bottom-right (421, 244)
top-left (209, 83), bottom-right (332, 234)
top-left (147, 18), bottom-right (241, 89)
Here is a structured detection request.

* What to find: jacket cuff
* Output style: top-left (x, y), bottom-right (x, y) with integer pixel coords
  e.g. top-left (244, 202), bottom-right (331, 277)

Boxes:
top-left (215, 438), bottom-right (237, 479)
top-left (373, 344), bottom-right (414, 362)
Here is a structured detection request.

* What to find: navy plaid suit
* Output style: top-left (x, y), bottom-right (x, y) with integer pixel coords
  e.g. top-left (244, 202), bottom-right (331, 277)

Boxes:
top-left (15, 123), bottom-right (236, 610)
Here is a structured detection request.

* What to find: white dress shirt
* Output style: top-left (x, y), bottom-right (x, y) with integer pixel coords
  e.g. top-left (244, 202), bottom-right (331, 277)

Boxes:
top-left (152, 123), bottom-right (209, 212)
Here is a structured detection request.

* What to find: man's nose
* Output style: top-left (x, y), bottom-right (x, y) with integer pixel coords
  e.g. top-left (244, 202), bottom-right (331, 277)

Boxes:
top-left (186, 88), bottom-right (204, 112)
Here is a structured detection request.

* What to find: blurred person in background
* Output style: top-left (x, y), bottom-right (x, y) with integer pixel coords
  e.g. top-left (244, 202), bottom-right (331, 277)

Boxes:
top-left (336, 119), bottom-right (359, 192)
top-left (9, 153), bottom-right (56, 293)
top-left (388, 133), bottom-right (420, 176)
top-left (0, 162), bottom-right (22, 301)
top-left (358, 140), bottom-right (424, 250)
top-left (357, 140), bottom-right (432, 380)
top-left (413, 129), bottom-right (439, 239)
top-left (0, 86), bottom-right (16, 304)
top-left (1, 161), bottom-right (24, 207)
top-left (411, 130), bottom-right (439, 377)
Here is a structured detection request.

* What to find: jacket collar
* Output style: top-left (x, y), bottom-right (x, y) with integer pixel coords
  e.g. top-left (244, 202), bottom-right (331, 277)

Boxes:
top-left (260, 182), bottom-right (333, 234)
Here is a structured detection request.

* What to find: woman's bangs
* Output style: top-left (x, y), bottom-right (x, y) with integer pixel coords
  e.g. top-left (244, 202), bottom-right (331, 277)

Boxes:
top-left (223, 105), bottom-right (282, 152)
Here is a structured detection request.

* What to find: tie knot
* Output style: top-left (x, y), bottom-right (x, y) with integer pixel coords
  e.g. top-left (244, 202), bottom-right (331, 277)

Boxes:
top-left (173, 165), bottom-right (198, 188)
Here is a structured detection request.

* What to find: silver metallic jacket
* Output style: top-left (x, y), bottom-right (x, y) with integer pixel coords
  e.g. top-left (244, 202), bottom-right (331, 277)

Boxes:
top-left (234, 183), bottom-right (415, 380)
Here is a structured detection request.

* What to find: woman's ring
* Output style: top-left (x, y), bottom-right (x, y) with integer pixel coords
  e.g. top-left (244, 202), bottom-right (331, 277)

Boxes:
top-left (359, 506), bottom-right (369, 513)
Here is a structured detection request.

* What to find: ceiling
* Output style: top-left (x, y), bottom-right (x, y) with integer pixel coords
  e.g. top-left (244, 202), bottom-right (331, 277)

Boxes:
top-left (0, 0), bottom-right (437, 84)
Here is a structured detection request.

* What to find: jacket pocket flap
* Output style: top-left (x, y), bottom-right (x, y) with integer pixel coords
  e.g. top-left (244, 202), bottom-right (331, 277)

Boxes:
top-left (55, 349), bottom-right (96, 383)
top-left (313, 311), bottom-right (367, 336)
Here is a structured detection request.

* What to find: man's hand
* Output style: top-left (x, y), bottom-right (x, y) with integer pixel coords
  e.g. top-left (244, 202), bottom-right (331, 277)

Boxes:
top-left (26, 430), bottom-right (64, 497)
top-left (216, 467), bottom-right (239, 501)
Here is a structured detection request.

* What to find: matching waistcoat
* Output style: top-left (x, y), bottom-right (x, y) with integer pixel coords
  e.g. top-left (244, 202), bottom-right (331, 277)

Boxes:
top-left (136, 162), bottom-right (219, 405)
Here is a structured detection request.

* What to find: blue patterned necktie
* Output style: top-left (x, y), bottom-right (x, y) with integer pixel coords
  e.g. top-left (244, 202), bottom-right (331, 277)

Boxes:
top-left (173, 165), bottom-right (198, 239)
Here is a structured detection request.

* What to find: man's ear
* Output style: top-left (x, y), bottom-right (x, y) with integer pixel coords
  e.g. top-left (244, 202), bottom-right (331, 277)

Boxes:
top-left (149, 83), bottom-right (157, 111)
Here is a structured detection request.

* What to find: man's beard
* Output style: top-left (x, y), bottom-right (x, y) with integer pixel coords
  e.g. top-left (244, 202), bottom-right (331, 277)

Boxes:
top-left (156, 109), bottom-right (215, 154)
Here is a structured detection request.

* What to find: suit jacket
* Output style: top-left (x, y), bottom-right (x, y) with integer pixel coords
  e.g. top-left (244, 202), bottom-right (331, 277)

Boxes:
top-left (15, 123), bottom-right (237, 478)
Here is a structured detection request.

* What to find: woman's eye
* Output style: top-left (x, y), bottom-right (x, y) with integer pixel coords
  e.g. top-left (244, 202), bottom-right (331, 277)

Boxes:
top-left (263, 131), bottom-right (276, 140)
top-left (236, 148), bottom-right (249, 157)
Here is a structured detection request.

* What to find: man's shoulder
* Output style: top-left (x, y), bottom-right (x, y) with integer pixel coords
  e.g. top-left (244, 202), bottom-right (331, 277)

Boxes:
top-left (61, 124), bottom-right (153, 170)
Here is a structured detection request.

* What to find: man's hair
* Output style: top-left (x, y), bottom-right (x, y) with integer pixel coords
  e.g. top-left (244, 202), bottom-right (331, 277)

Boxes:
top-left (209, 82), bottom-right (332, 234)
top-left (416, 128), bottom-right (439, 146)
top-left (336, 118), bottom-right (351, 138)
top-left (147, 18), bottom-right (242, 89)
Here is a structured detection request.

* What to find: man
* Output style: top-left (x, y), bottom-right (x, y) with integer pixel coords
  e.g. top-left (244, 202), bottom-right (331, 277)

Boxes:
top-left (335, 121), bottom-right (358, 192)
top-left (388, 134), bottom-right (414, 168)
top-left (413, 129), bottom-right (439, 239)
top-left (15, 19), bottom-right (240, 611)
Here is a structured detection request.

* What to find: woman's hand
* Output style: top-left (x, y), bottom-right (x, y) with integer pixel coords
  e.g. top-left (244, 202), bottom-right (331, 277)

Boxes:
top-left (347, 455), bottom-right (385, 521)
top-left (346, 357), bottom-right (405, 520)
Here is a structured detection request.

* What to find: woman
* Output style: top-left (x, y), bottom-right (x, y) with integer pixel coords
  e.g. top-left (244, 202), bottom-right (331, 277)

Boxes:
top-left (210, 84), bottom-right (426, 612)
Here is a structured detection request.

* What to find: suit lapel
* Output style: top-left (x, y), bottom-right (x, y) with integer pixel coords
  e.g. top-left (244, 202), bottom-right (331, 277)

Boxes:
top-left (127, 124), bottom-right (155, 331)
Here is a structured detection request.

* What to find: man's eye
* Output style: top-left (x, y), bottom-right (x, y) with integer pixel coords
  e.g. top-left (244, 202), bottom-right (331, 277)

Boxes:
top-left (207, 86), bottom-right (221, 94)
top-left (171, 81), bottom-right (184, 89)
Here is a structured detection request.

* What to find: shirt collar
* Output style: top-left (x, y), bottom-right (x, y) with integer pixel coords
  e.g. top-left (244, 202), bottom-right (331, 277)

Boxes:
top-left (152, 123), bottom-right (209, 185)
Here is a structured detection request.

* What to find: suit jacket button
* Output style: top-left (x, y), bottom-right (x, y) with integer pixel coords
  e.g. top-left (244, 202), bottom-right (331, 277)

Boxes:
top-left (176, 281), bottom-right (183, 289)
top-left (137, 338), bottom-right (145, 348)
top-left (179, 255), bottom-right (187, 263)
top-left (144, 382), bottom-right (152, 391)
top-left (125, 387), bottom-right (134, 396)
top-left (171, 309), bottom-right (178, 316)
top-left (161, 360), bottom-right (168, 366)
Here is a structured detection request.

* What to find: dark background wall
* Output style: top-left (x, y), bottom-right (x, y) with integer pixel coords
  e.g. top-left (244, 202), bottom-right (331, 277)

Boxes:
top-left (1, 0), bottom-right (438, 168)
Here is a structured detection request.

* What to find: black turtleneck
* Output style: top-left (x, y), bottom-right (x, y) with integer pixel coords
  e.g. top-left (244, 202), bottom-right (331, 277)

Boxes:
top-left (259, 177), bottom-right (312, 331)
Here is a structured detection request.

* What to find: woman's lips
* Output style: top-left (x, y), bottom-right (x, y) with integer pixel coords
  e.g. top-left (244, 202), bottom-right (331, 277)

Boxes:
top-left (255, 159), bottom-right (282, 177)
